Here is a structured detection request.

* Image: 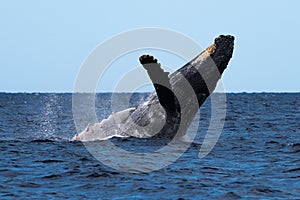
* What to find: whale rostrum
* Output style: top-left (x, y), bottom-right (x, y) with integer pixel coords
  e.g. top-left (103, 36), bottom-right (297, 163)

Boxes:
top-left (72, 35), bottom-right (235, 141)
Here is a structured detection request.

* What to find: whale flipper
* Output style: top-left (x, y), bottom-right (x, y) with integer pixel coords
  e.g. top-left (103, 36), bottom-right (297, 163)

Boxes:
top-left (139, 55), bottom-right (178, 114)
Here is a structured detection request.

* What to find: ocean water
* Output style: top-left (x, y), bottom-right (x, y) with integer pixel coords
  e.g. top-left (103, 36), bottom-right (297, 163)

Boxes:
top-left (0, 93), bottom-right (299, 199)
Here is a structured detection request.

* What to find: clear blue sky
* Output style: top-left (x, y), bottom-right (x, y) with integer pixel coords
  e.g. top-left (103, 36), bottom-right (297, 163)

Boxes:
top-left (0, 0), bottom-right (299, 92)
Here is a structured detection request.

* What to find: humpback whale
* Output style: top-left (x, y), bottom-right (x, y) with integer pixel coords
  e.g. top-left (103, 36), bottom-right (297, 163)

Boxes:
top-left (72, 35), bottom-right (234, 141)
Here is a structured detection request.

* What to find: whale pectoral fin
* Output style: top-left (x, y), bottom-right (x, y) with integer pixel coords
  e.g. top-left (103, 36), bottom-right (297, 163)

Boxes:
top-left (139, 55), bottom-right (170, 86)
top-left (139, 55), bottom-right (177, 113)
top-left (139, 54), bottom-right (158, 65)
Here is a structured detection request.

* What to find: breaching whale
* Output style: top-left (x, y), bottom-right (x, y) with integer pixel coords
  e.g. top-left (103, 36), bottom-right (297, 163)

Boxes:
top-left (72, 35), bottom-right (234, 141)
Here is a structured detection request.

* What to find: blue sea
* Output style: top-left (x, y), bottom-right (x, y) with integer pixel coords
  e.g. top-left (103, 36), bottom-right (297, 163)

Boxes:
top-left (0, 93), bottom-right (299, 199)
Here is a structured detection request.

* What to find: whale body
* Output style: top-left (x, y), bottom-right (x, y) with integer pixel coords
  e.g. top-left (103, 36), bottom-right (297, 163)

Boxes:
top-left (72, 35), bottom-right (234, 141)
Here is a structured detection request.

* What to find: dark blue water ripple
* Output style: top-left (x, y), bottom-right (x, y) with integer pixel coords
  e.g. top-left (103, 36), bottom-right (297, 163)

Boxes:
top-left (0, 93), bottom-right (299, 199)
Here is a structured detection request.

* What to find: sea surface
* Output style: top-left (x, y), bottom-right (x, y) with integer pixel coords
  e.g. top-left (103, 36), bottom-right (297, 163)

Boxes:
top-left (0, 93), bottom-right (299, 199)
